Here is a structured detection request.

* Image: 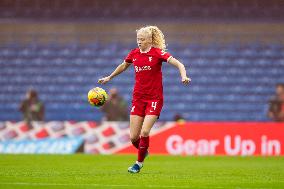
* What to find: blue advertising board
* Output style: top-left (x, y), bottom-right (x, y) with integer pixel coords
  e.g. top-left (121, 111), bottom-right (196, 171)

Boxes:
top-left (0, 137), bottom-right (84, 154)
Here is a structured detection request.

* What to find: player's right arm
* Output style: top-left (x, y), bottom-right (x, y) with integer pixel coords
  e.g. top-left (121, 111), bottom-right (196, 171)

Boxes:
top-left (98, 61), bottom-right (132, 84)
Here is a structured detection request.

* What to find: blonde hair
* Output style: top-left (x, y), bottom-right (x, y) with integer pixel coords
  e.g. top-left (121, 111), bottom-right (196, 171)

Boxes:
top-left (136, 26), bottom-right (166, 51)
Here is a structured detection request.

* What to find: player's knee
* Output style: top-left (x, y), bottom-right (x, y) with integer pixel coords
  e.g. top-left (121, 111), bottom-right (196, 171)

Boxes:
top-left (130, 136), bottom-right (139, 143)
top-left (141, 130), bottom-right (150, 137)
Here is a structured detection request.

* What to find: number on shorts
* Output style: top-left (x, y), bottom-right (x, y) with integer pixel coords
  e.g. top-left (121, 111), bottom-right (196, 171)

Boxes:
top-left (151, 102), bottom-right (157, 110)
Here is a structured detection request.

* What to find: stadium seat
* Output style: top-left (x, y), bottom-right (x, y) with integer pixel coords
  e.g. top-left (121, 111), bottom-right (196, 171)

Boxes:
top-left (0, 42), bottom-right (283, 121)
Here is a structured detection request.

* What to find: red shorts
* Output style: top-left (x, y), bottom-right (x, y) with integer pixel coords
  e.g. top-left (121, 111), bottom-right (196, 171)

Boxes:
top-left (130, 98), bottom-right (163, 117)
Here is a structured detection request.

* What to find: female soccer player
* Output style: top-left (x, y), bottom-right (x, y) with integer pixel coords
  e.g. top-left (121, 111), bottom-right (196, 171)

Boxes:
top-left (98, 26), bottom-right (191, 173)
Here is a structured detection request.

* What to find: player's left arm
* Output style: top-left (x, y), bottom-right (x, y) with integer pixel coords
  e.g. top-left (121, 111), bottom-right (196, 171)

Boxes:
top-left (167, 57), bottom-right (191, 85)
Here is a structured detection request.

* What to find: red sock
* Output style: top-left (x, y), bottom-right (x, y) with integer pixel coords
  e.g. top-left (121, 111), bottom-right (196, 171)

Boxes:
top-left (137, 136), bottom-right (149, 162)
top-left (132, 138), bottom-right (140, 149)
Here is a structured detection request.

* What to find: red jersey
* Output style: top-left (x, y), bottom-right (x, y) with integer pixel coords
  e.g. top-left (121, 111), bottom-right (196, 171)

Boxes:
top-left (125, 47), bottom-right (172, 100)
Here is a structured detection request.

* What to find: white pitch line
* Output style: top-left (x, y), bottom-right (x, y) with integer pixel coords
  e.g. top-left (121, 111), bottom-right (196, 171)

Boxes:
top-left (0, 182), bottom-right (226, 189)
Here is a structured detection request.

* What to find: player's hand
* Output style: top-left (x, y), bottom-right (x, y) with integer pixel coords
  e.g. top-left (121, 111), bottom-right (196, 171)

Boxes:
top-left (182, 76), bottom-right (191, 85)
top-left (98, 76), bottom-right (111, 84)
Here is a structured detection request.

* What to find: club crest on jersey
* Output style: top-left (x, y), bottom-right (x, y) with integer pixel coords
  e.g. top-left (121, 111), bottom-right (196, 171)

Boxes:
top-left (149, 56), bottom-right (152, 62)
top-left (133, 58), bottom-right (136, 62)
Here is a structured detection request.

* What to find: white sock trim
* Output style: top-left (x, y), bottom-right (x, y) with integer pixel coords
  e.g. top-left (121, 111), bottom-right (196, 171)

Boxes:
top-left (136, 161), bottom-right (143, 168)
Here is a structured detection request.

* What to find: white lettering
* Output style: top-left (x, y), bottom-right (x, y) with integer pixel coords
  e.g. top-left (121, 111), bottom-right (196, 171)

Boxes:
top-left (262, 135), bottom-right (281, 155)
top-left (261, 135), bottom-right (267, 155)
top-left (134, 66), bottom-right (151, 73)
top-left (0, 138), bottom-right (82, 154)
top-left (224, 135), bottom-right (256, 156)
top-left (224, 135), bottom-right (241, 155)
top-left (166, 135), bottom-right (220, 155)
top-left (268, 140), bottom-right (281, 155)
top-left (241, 139), bottom-right (255, 156)
top-left (183, 140), bottom-right (196, 155)
top-left (166, 135), bottom-right (183, 155)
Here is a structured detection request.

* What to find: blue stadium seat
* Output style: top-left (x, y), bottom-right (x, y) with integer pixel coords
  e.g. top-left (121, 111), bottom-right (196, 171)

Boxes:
top-left (0, 42), bottom-right (283, 121)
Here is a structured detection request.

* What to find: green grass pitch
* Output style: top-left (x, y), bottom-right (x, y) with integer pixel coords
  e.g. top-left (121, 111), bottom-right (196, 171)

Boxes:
top-left (0, 154), bottom-right (283, 189)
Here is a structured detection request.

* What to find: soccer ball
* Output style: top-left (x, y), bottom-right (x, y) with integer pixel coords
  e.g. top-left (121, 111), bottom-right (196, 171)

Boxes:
top-left (87, 87), bottom-right (108, 107)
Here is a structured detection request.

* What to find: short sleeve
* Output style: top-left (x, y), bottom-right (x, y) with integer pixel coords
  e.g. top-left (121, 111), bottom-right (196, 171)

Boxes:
top-left (158, 49), bottom-right (172, 62)
top-left (125, 50), bottom-right (134, 63)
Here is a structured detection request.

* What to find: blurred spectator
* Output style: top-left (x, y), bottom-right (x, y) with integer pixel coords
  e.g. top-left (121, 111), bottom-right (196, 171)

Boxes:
top-left (101, 88), bottom-right (128, 121)
top-left (173, 113), bottom-right (185, 122)
top-left (268, 84), bottom-right (284, 122)
top-left (19, 89), bottom-right (45, 125)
